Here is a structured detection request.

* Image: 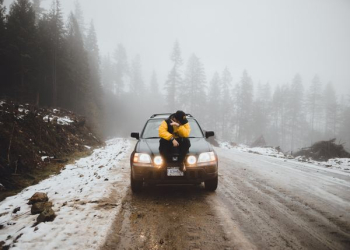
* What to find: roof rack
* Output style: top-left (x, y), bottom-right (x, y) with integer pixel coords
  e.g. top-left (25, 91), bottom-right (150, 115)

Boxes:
top-left (150, 113), bottom-right (193, 118)
top-left (150, 113), bottom-right (172, 118)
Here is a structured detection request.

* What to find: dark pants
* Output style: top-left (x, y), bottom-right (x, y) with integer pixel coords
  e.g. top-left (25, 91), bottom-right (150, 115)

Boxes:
top-left (159, 138), bottom-right (191, 163)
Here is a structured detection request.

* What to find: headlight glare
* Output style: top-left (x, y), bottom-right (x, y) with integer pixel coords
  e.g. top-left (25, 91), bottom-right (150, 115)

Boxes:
top-left (198, 152), bottom-right (216, 163)
top-left (153, 156), bottom-right (163, 166)
top-left (134, 153), bottom-right (151, 163)
top-left (187, 155), bottom-right (197, 165)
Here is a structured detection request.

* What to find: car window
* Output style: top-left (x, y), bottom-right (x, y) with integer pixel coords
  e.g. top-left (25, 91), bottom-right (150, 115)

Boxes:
top-left (142, 119), bottom-right (203, 138)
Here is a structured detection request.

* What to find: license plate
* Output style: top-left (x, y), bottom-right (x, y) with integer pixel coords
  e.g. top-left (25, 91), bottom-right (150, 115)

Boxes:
top-left (167, 167), bottom-right (184, 176)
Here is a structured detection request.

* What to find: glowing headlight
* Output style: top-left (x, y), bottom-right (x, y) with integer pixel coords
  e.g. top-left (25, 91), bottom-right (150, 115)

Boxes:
top-left (187, 155), bottom-right (197, 165)
top-left (198, 152), bottom-right (216, 163)
top-left (134, 153), bottom-right (151, 163)
top-left (153, 156), bottom-right (163, 166)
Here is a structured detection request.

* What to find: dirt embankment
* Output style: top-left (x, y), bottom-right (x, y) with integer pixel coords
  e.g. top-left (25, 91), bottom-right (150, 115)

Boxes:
top-left (0, 99), bottom-right (102, 200)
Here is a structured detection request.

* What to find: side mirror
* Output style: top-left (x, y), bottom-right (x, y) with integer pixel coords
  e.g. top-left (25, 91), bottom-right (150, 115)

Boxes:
top-left (131, 132), bottom-right (140, 140)
top-left (205, 131), bottom-right (215, 138)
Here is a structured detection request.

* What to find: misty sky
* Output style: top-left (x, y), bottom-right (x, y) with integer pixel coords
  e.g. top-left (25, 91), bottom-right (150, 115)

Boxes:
top-left (4, 0), bottom-right (350, 95)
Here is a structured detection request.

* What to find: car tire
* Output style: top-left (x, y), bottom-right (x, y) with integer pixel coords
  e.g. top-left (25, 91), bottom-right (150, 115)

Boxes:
top-left (205, 176), bottom-right (218, 191)
top-left (131, 173), bottom-right (143, 193)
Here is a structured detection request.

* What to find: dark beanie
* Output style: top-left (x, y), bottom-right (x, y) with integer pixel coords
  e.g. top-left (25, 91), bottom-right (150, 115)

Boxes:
top-left (174, 110), bottom-right (188, 125)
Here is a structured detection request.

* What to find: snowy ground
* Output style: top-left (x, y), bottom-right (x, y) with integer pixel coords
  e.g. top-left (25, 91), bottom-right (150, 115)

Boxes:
top-left (0, 138), bottom-right (131, 250)
top-left (219, 141), bottom-right (350, 172)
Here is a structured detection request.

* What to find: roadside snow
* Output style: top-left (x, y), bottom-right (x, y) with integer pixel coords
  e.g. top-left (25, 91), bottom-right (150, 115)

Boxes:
top-left (57, 116), bottom-right (74, 125)
top-left (18, 108), bottom-right (30, 114)
top-left (0, 138), bottom-right (131, 250)
top-left (219, 142), bottom-right (350, 172)
top-left (309, 158), bottom-right (350, 171)
top-left (219, 142), bottom-right (284, 158)
top-left (43, 115), bottom-right (74, 125)
top-left (41, 156), bottom-right (49, 162)
top-left (0, 100), bottom-right (5, 106)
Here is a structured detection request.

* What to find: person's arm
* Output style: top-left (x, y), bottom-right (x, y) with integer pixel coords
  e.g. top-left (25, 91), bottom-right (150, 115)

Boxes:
top-left (177, 123), bottom-right (191, 138)
top-left (159, 120), bottom-right (173, 140)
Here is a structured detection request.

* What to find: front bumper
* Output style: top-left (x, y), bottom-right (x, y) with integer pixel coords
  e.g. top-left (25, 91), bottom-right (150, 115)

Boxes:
top-left (131, 162), bottom-right (218, 184)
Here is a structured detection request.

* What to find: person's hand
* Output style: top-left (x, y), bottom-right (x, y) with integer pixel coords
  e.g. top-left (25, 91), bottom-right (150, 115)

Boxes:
top-left (170, 119), bottom-right (180, 127)
top-left (172, 139), bottom-right (179, 147)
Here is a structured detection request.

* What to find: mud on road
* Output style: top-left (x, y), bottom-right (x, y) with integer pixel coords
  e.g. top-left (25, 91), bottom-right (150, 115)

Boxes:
top-left (102, 185), bottom-right (233, 250)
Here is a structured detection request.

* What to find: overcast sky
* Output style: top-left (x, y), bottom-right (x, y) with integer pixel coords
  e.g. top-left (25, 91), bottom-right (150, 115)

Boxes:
top-left (4, 0), bottom-right (350, 95)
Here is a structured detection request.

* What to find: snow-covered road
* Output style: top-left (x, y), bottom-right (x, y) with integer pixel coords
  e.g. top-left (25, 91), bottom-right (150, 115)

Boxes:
top-left (0, 138), bottom-right (131, 250)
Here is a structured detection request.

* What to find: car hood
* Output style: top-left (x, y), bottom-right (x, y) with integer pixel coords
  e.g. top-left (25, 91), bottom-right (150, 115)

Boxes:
top-left (136, 138), bottom-right (212, 156)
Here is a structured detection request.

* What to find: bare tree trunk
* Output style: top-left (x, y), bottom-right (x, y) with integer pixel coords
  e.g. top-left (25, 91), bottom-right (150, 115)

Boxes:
top-left (36, 90), bottom-right (40, 106)
top-left (7, 123), bottom-right (16, 164)
top-left (52, 46), bottom-right (57, 107)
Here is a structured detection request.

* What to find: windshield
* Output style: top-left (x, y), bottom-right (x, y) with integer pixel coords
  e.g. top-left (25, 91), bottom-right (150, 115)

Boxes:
top-left (142, 119), bottom-right (204, 139)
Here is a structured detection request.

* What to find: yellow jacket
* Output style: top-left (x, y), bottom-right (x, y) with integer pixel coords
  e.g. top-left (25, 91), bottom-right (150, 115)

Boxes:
top-left (159, 120), bottom-right (191, 140)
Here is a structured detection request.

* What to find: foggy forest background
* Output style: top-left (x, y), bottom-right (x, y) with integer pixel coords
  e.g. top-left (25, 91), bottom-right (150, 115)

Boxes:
top-left (0, 0), bottom-right (350, 153)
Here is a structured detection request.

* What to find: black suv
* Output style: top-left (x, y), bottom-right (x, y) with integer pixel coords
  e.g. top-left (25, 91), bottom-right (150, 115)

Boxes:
top-left (130, 113), bottom-right (218, 192)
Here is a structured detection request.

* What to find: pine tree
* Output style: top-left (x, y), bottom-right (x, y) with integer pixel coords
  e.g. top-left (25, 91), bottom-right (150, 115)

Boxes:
top-left (65, 12), bottom-right (90, 114)
top-left (251, 82), bottom-right (271, 144)
top-left (207, 72), bottom-right (221, 133)
top-left (287, 74), bottom-right (304, 152)
top-left (130, 55), bottom-right (144, 95)
top-left (181, 54), bottom-right (207, 121)
top-left (236, 70), bottom-right (253, 143)
top-left (85, 20), bottom-right (103, 132)
top-left (0, 0), bottom-right (7, 93)
top-left (272, 84), bottom-right (291, 149)
top-left (149, 70), bottom-right (159, 96)
top-left (74, 0), bottom-right (86, 38)
top-left (307, 75), bottom-right (323, 144)
top-left (48, 0), bottom-right (65, 107)
top-left (0, 0), bottom-right (5, 32)
top-left (165, 41), bottom-right (183, 111)
top-left (147, 70), bottom-right (163, 114)
top-left (323, 82), bottom-right (338, 139)
top-left (86, 21), bottom-right (101, 87)
top-left (113, 44), bottom-right (129, 95)
top-left (101, 54), bottom-right (114, 92)
top-left (6, 0), bottom-right (38, 102)
top-left (220, 67), bottom-right (233, 139)
top-left (32, 0), bottom-right (44, 23)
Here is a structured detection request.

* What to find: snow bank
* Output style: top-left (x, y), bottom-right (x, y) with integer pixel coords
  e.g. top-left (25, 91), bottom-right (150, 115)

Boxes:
top-left (238, 146), bottom-right (285, 158)
top-left (0, 138), bottom-right (130, 250)
top-left (219, 141), bottom-right (350, 172)
top-left (303, 158), bottom-right (350, 171)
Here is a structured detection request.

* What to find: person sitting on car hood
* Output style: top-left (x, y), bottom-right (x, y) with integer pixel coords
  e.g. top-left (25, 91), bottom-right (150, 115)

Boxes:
top-left (158, 110), bottom-right (191, 171)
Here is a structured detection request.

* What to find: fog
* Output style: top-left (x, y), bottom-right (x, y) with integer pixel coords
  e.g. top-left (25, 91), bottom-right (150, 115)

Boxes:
top-left (5, 0), bottom-right (350, 92)
top-left (2, 0), bottom-right (350, 152)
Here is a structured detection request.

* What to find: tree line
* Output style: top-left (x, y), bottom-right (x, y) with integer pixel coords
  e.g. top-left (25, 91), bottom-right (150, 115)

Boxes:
top-left (1, 0), bottom-right (349, 152)
top-left (103, 41), bottom-right (350, 152)
top-left (0, 0), bottom-right (102, 132)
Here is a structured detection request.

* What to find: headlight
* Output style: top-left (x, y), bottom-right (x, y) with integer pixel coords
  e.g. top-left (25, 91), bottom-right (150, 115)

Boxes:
top-left (187, 155), bottom-right (197, 165)
top-left (153, 156), bottom-right (163, 166)
top-left (198, 152), bottom-right (216, 163)
top-left (133, 153), bottom-right (151, 163)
